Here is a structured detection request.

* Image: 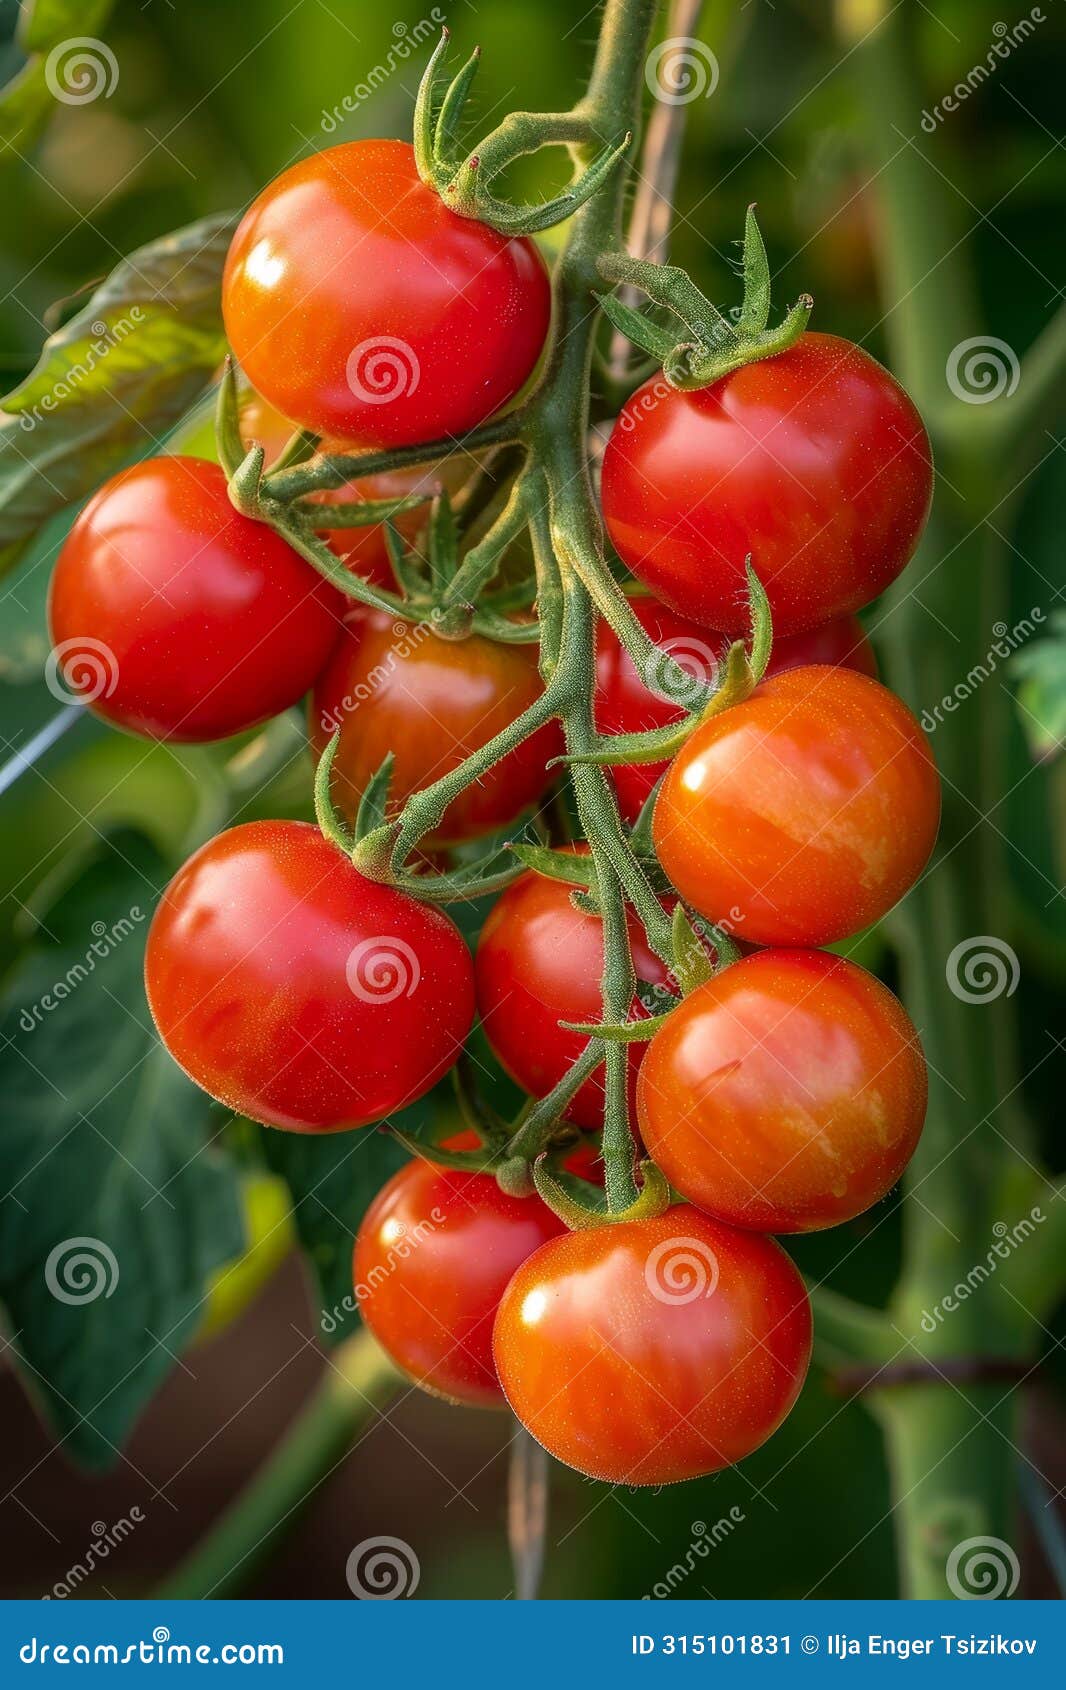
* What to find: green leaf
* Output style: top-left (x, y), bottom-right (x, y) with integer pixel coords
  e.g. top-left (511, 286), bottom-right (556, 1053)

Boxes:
top-left (0, 211), bottom-right (238, 571)
top-left (20, 1), bottom-right (118, 53)
top-left (0, 828), bottom-right (243, 1468)
top-left (258, 1118), bottom-right (418, 1346)
top-left (1, 6), bottom-right (121, 156)
top-left (354, 753), bottom-right (395, 842)
top-left (1013, 611), bottom-right (1066, 761)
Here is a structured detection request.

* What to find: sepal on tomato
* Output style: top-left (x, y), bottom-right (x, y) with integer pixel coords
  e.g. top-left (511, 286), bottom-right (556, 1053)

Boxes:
top-left (531, 1153), bottom-right (669, 1229)
top-left (413, 28), bottom-right (631, 236)
top-left (597, 207), bottom-right (813, 391)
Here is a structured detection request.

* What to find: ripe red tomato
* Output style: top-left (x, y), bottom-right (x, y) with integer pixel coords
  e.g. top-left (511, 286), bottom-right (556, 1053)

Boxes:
top-left (475, 849), bottom-right (683, 1129)
top-left (145, 821), bottom-right (474, 1132)
top-left (47, 457), bottom-right (342, 743)
top-left (310, 606), bottom-right (562, 845)
top-left (638, 949), bottom-right (927, 1232)
top-left (222, 139), bottom-right (551, 447)
top-left (601, 333), bottom-right (932, 636)
top-left (493, 1206), bottom-right (811, 1484)
top-left (594, 596), bottom-right (877, 824)
top-left (239, 395), bottom-right (472, 591)
top-left (354, 1159), bottom-right (565, 1408)
top-left (654, 665), bottom-right (940, 946)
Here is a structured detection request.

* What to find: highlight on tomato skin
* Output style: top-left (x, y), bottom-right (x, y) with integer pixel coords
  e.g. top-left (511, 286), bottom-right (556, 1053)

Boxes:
top-left (309, 606), bottom-right (563, 846)
top-left (653, 664), bottom-right (941, 948)
top-left (47, 456), bottom-right (344, 744)
top-left (145, 820), bottom-right (476, 1134)
top-left (493, 1206), bottom-right (813, 1486)
top-left (637, 948), bottom-right (928, 1234)
top-left (594, 594), bottom-right (878, 825)
top-left (222, 138), bottom-right (552, 448)
top-left (353, 1158), bottom-right (566, 1409)
top-left (602, 332), bottom-right (933, 638)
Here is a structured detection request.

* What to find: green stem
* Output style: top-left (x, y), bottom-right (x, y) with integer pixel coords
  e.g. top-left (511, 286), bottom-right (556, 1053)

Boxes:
top-left (157, 1331), bottom-right (400, 1599)
top-left (842, 0), bottom-right (1056, 1599)
top-left (263, 409), bottom-right (524, 502)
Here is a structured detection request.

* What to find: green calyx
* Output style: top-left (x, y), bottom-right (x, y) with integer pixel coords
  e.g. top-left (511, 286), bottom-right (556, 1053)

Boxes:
top-left (597, 206), bottom-right (813, 390)
top-left (532, 1154), bottom-right (671, 1229)
top-left (413, 29), bottom-right (631, 236)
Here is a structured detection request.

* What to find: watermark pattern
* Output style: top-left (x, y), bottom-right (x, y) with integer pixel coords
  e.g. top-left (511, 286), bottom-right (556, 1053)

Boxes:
top-left (45, 38), bottom-right (120, 106)
top-left (318, 615), bottom-right (441, 734)
top-left (45, 1238), bottom-right (119, 1305)
top-left (346, 937), bottom-right (421, 1003)
top-left (920, 10), bottom-right (1045, 132)
top-left (345, 1536), bottom-right (420, 1599)
top-left (321, 1206), bottom-right (445, 1334)
top-left (945, 936), bottom-right (1020, 1004)
top-left (346, 337), bottom-right (421, 406)
top-left (19, 909), bottom-right (145, 1033)
top-left (920, 610), bottom-right (1044, 732)
top-left (644, 636), bottom-right (719, 707)
top-left (645, 36), bottom-right (719, 105)
top-left (42, 1510), bottom-right (145, 1599)
top-left (45, 637), bottom-right (119, 707)
top-left (919, 1208), bottom-right (1045, 1332)
top-left (946, 1535), bottom-right (1020, 1599)
top-left (320, 12), bottom-right (446, 132)
top-left (642, 1510), bottom-right (746, 1599)
top-left (617, 376), bottom-right (673, 433)
top-left (946, 336), bottom-right (1021, 404)
top-left (18, 309), bottom-right (145, 432)
top-left (645, 1236), bottom-right (719, 1305)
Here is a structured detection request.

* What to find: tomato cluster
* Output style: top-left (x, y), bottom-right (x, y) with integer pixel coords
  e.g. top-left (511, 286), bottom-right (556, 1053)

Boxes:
top-left (44, 128), bottom-right (940, 1492)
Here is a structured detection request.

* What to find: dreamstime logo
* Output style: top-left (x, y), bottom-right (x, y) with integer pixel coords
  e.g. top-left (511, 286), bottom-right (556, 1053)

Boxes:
top-left (43, 1509), bottom-right (145, 1599)
top-left (946, 1535), bottom-right (1020, 1600)
top-left (18, 309), bottom-right (145, 432)
top-left (946, 936), bottom-right (1020, 1003)
top-left (20, 907), bottom-right (145, 1033)
top-left (321, 11), bottom-right (446, 131)
top-left (642, 1510), bottom-right (746, 1599)
top-left (345, 936), bottom-right (421, 1003)
top-left (45, 37), bottom-right (120, 106)
top-left (345, 1536), bottom-right (420, 1599)
top-left (45, 637), bottom-right (119, 706)
top-left (919, 1206), bottom-right (1045, 1333)
top-left (920, 609), bottom-right (1044, 733)
top-left (317, 613), bottom-right (441, 733)
top-left (946, 336), bottom-right (1020, 405)
top-left (644, 637), bottom-right (719, 707)
top-left (45, 1238), bottom-right (119, 1305)
top-left (645, 1236), bottom-right (719, 1305)
top-left (346, 337), bottom-right (421, 406)
top-left (645, 36), bottom-right (719, 105)
top-left (322, 1206), bottom-right (445, 1334)
top-left (920, 10), bottom-right (1045, 132)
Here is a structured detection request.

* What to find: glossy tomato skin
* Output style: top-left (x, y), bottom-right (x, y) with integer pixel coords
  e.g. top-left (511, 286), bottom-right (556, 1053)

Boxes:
top-left (238, 395), bottom-right (471, 590)
top-left (145, 821), bottom-right (474, 1132)
top-left (47, 457), bottom-right (342, 743)
top-left (602, 333), bottom-right (933, 636)
top-left (654, 665), bottom-right (940, 946)
top-left (638, 949), bottom-right (927, 1232)
top-left (493, 1206), bottom-right (812, 1485)
top-left (475, 850), bottom-right (680, 1130)
top-left (223, 139), bottom-right (551, 447)
top-left (595, 596), bottom-right (877, 824)
top-left (354, 1159), bottom-right (565, 1408)
top-left (310, 606), bottom-right (562, 845)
